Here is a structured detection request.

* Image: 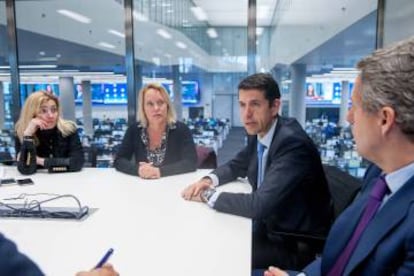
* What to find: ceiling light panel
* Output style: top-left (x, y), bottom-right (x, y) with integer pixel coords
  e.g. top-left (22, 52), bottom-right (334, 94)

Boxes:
top-left (175, 41), bottom-right (188, 49)
top-left (190, 6), bottom-right (208, 21)
top-left (206, 28), bottom-right (218, 38)
top-left (108, 29), bottom-right (125, 38)
top-left (98, 42), bottom-right (116, 49)
top-left (157, 29), bottom-right (172, 39)
top-left (57, 9), bottom-right (91, 24)
top-left (192, 0), bottom-right (278, 26)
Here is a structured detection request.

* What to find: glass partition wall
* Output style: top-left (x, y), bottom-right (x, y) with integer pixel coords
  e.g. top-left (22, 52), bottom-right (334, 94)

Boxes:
top-left (262, 0), bottom-right (379, 177)
top-left (14, 0), bottom-right (127, 124)
top-left (132, 0), bottom-right (248, 126)
top-left (4, 0), bottom-right (414, 173)
top-left (0, 1), bottom-right (11, 130)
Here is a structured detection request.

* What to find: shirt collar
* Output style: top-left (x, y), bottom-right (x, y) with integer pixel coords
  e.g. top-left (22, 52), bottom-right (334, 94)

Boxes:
top-left (257, 117), bottom-right (278, 149)
top-left (384, 161), bottom-right (414, 195)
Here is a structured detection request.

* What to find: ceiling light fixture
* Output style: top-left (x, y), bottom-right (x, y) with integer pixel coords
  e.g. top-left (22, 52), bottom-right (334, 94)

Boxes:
top-left (190, 6), bottom-right (208, 21)
top-left (37, 57), bottom-right (59, 62)
top-left (57, 9), bottom-right (91, 24)
top-left (98, 42), bottom-right (116, 49)
top-left (206, 28), bottom-right (218, 38)
top-left (175, 41), bottom-right (187, 49)
top-left (108, 29), bottom-right (126, 38)
top-left (332, 67), bottom-right (358, 72)
top-left (21, 65), bottom-right (57, 69)
top-left (0, 65), bottom-right (58, 69)
top-left (157, 29), bottom-right (172, 39)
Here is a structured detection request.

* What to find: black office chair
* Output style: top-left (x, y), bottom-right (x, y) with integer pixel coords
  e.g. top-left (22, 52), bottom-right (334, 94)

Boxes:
top-left (0, 151), bottom-right (15, 165)
top-left (83, 146), bottom-right (98, 168)
top-left (196, 145), bottom-right (217, 169)
top-left (323, 164), bottom-right (362, 218)
top-left (269, 165), bottom-right (362, 255)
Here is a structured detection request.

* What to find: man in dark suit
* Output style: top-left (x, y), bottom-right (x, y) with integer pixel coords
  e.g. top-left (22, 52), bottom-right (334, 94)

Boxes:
top-left (0, 232), bottom-right (118, 275)
top-left (266, 37), bottom-right (414, 276)
top-left (182, 73), bottom-right (332, 270)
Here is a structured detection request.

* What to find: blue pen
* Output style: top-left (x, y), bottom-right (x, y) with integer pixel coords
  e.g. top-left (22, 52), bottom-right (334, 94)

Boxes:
top-left (94, 248), bottom-right (114, 269)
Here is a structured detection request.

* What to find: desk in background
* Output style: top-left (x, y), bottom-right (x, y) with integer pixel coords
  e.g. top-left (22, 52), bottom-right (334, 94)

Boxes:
top-left (0, 167), bottom-right (251, 276)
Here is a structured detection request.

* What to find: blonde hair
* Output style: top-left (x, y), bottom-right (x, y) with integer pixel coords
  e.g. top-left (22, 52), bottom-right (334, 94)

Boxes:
top-left (137, 83), bottom-right (177, 127)
top-left (15, 91), bottom-right (77, 143)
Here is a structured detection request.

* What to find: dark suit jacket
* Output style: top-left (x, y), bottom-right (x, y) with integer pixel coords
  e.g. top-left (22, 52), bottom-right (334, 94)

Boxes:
top-left (114, 121), bottom-right (197, 177)
top-left (15, 128), bottom-right (84, 175)
top-left (212, 116), bottom-right (332, 241)
top-left (303, 164), bottom-right (414, 275)
top-left (0, 233), bottom-right (44, 275)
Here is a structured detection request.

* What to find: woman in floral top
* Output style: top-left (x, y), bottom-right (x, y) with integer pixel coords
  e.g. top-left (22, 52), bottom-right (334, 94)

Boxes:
top-left (114, 83), bottom-right (197, 179)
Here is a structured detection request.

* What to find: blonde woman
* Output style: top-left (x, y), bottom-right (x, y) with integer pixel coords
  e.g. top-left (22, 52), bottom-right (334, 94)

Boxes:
top-left (15, 91), bottom-right (84, 175)
top-left (114, 83), bottom-right (197, 179)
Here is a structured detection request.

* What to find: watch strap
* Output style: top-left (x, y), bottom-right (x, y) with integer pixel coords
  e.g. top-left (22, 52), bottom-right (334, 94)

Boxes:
top-left (201, 188), bottom-right (216, 203)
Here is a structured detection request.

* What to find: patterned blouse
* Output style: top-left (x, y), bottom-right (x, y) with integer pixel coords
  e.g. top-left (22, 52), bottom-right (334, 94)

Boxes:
top-left (140, 126), bottom-right (169, 166)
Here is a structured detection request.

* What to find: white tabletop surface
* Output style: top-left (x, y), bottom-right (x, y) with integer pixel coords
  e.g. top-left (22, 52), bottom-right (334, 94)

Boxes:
top-left (0, 167), bottom-right (252, 276)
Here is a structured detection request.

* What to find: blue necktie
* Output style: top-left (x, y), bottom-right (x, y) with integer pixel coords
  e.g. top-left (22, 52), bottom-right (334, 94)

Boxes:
top-left (257, 142), bottom-right (266, 187)
top-left (328, 175), bottom-right (389, 275)
top-left (253, 142), bottom-right (266, 232)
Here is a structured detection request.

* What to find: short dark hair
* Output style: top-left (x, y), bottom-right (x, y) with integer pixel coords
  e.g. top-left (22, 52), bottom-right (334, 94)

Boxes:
top-left (238, 73), bottom-right (281, 104)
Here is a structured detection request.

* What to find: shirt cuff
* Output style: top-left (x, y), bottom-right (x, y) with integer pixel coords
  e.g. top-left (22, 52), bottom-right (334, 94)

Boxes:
top-left (206, 190), bottom-right (221, 208)
top-left (206, 173), bottom-right (219, 187)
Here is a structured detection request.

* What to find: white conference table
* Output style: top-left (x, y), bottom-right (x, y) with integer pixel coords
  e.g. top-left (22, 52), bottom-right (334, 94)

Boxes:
top-left (0, 167), bottom-right (252, 276)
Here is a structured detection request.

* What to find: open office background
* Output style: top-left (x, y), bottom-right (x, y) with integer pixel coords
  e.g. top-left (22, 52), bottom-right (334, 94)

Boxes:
top-left (0, 0), bottom-right (413, 181)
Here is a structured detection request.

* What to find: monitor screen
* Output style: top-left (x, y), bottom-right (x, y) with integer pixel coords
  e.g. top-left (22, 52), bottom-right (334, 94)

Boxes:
top-left (20, 84), bottom-right (60, 100)
top-left (181, 81), bottom-right (200, 104)
top-left (103, 83), bottom-right (127, 104)
top-left (305, 82), bottom-right (353, 107)
top-left (159, 80), bottom-right (200, 105)
top-left (74, 80), bottom-right (200, 105)
top-left (75, 83), bottom-right (118, 105)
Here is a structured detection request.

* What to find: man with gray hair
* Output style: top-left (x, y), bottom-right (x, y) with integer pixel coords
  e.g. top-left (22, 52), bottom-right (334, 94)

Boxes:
top-left (266, 36), bottom-right (414, 276)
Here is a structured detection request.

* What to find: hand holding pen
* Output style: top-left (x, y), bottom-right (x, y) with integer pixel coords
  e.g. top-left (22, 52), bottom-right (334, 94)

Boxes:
top-left (95, 248), bottom-right (114, 269)
top-left (75, 248), bottom-right (118, 276)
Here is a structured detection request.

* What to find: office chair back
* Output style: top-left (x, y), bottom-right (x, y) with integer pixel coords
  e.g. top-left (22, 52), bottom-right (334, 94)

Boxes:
top-left (323, 164), bottom-right (362, 219)
top-left (268, 165), bottom-right (362, 256)
top-left (196, 146), bottom-right (217, 169)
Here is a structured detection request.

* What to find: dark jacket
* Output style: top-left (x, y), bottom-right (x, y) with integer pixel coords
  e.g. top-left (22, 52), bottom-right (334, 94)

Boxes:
top-left (0, 233), bottom-right (44, 276)
top-left (303, 164), bottom-right (414, 276)
top-left (15, 128), bottom-right (84, 175)
top-left (213, 116), bottom-right (332, 241)
top-left (114, 121), bottom-right (197, 177)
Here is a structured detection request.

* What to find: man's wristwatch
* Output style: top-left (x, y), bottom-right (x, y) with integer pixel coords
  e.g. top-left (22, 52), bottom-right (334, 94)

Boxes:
top-left (200, 188), bottom-right (216, 203)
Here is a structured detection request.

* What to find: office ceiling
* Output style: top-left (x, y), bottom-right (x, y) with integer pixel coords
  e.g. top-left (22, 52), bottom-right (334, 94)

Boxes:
top-left (0, 0), bottom-right (378, 79)
top-left (193, 0), bottom-right (278, 26)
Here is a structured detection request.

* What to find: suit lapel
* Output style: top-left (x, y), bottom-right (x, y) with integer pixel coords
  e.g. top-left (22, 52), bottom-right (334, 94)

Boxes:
top-left (344, 175), bottom-right (414, 274)
top-left (321, 192), bottom-right (368, 272)
top-left (264, 117), bottom-right (282, 171)
top-left (321, 174), bottom-right (378, 273)
top-left (249, 136), bottom-right (259, 190)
